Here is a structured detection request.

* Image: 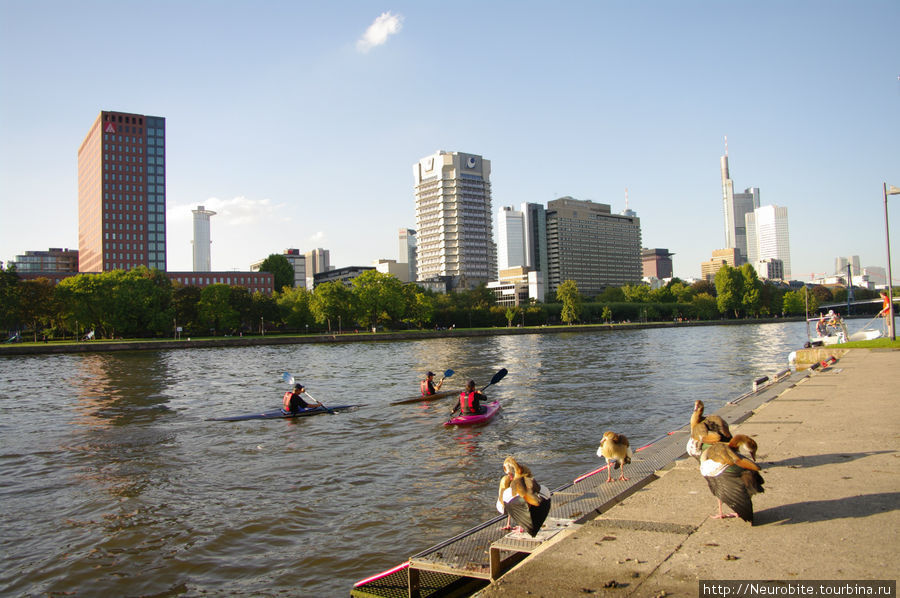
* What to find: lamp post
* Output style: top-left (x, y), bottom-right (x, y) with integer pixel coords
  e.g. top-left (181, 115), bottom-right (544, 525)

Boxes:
top-left (884, 183), bottom-right (900, 341)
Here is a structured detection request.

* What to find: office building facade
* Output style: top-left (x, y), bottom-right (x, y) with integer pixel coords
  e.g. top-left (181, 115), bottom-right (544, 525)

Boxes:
top-left (745, 204), bottom-right (791, 280)
top-left (413, 151), bottom-right (496, 290)
top-left (398, 228), bottom-right (417, 282)
top-left (10, 248), bottom-right (79, 273)
top-left (78, 110), bottom-right (166, 273)
top-left (497, 206), bottom-right (526, 272)
top-left (701, 248), bottom-right (741, 282)
top-left (304, 248), bottom-right (330, 289)
top-left (641, 248), bottom-right (674, 279)
top-left (720, 147), bottom-right (759, 265)
top-left (191, 205), bottom-right (216, 272)
top-left (545, 197), bottom-right (642, 297)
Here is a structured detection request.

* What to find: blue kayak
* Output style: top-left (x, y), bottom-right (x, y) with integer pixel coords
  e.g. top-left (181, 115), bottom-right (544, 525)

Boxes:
top-left (207, 404), bottom-right (359, 421)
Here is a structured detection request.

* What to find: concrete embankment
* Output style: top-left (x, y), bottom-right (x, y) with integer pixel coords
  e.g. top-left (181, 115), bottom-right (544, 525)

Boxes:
top-left (475, 349), bottom-right (900, 597)
top-left (0, 318), bottom-right (797, 357)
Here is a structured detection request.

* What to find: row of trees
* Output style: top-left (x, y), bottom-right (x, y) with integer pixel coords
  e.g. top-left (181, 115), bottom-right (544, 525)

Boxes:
top-left (0, 261), bottom-right (890, 341)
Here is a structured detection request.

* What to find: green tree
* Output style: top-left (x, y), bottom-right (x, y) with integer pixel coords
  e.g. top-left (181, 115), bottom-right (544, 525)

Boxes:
top-left (57, 272), bottom-right (118, 338)
top-left (401, 285), bottom-right (434, 329)
top-left (0, 264), bottom-right (21, 332)
top-left (648, 285), bottom-right (675, 303)
top-left (18, 278), bottom-right (55, 341)
top-left (597, 286), bottom-right (625, 302)
top-left (505, 305), bottom-right (522, 327)
top-left (782, 286), bottom-right (818, 316)
top-left (251, 291), bottom-right (280, 333)
top-left (740, 264), bottom-right (762, 317)
top-left (173, 285), bottom-right (202, 335)
top-left (310, 281), bottom-right (353, 332)
top-left (601, 305), bottom-right (612, 323)
top-left (692, 292), bottom-right (719, 320)
top-left (691, 279), bottom-right (717, 297)
top-left (351, 270), bottom-right (405, 330)
top-left (622, 284), bottom-right (650, 303)
top-left (668, 280), bottom-right (694, 303)
top-left (258, 254), bottom-right (295, 292)
top-left (715, 265), bottom-right (743, 318)
top-left (556, 280), bottom-right (582, 325)
top-left (277, 286), bottom-right (314, 330)
top-left (198, 284), bottom-right (239, 334)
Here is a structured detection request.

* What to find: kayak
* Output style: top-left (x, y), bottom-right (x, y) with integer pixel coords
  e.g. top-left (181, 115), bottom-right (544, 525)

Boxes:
top-left (443, 401), bottom-right (501, 426)
top-left (207, 404), bottom-right (359, 422)
top-left (390, 389), bottom-right (460, 406)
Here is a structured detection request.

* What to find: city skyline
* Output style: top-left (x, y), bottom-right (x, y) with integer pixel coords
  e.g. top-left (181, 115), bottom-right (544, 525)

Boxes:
top-left (1, 2), bottom-right (898, 282)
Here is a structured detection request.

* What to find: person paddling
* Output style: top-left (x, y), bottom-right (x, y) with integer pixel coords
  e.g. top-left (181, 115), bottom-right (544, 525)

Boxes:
top-left (282, 383), bottom-right (322, 414)
top-left (451, 379), bottom-right (487, 416)
top-left (420, 371), bottom-right (445, 397)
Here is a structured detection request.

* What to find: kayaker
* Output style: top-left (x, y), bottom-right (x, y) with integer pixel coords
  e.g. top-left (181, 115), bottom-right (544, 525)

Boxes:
top-left (452, 379), bottom-right (487, 416)
top-left (282, 383), bottom-right (322, 414)
top-left (420, 371), bottom-right (444, 396)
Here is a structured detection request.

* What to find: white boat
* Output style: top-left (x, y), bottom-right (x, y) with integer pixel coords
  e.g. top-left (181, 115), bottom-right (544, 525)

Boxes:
top-left (806, 312), bottom-right (883, 346)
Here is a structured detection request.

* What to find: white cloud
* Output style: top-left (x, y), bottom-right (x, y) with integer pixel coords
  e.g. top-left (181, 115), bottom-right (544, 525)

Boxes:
top-left (356, 11), bottom-right (403, 53)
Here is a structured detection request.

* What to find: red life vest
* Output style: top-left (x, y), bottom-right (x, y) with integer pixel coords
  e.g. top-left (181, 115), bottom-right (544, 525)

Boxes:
top-left (283, 391), bottom-right (293, 411)
top-left (421, 379), bottom-right (436, 396)
top-left (459, 391), bottom-right (477, 414)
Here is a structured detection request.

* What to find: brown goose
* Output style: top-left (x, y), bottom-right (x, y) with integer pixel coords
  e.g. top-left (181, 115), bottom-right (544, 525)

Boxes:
top-left (688, 400), bottom-right (733, 459)
top-left (699, 434), bottom-right (764, 523)
top-left (597, 431), bottom-right (633, 482)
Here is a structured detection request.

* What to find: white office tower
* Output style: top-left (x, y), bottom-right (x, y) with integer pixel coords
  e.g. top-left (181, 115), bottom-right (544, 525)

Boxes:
top-left (745, 205), bottom-right (792, 280)
top-left (191, 205), bottom-right (216, 272)
top-left (413, 151), bottom-right (496, 289)
top-left (398, 228), bottom-right (417, 282)
top-left (834, 255), bottom-right (861, 275)
top-left (497, 206), bottom-right (526, 272)
top-left (721, 141), bottom-right (760, 264)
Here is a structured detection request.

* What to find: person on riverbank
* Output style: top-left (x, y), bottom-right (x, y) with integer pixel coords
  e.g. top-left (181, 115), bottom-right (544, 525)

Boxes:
top-left (420, 371), bottom-right (444, 396)
top-left (816, 315), bottom-right (827, 337)
top-left (282, 383), bottom-right (322, 414)
top-left (452, 380), bottom-right (487, 416)
top-left (496, 457), bottom-right (552, 536)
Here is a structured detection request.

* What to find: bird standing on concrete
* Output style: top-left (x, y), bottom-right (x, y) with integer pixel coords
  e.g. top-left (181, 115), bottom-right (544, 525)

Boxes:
top-left (496, 457), bottom-right (551, 537)
top-left (597, 432), bottom-right (633, 482)
top-left (688, 400), bottom-right (733, 459)
top-left (699, 434), bottom-right (764, 523)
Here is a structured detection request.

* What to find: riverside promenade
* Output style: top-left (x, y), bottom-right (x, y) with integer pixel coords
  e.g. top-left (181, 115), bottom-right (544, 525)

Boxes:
top-left (475, 349), bottom-right (900, 597)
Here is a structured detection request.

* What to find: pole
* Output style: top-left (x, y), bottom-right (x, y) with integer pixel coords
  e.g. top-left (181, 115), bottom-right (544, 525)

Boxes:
top-left (884, 183), bottom-right (896, 341)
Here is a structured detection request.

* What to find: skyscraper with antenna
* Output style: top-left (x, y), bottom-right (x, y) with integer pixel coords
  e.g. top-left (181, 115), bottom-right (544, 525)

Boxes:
top-left (720, 136), bottom-right (759, 264)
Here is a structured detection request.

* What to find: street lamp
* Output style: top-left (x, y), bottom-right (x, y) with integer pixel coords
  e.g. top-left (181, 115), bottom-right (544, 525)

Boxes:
top-left (884, 183), bottom-right (900, 341)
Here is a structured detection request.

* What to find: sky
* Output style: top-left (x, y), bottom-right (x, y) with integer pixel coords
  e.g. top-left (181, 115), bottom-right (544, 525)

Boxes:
top-left (1, 0), bottom-right (898, 283)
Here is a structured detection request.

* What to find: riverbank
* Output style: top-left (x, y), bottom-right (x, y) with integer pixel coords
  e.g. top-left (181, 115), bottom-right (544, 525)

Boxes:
top-left (0, 317), bottom-right (797, 356)
top-left (473, 348), bottom-right (900, 597)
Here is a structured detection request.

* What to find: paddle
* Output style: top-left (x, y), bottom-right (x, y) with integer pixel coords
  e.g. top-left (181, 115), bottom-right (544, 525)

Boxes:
top-left (281, 371), bottom-right (334, 414)
top-left (448, 368), bottom-right (508, 419)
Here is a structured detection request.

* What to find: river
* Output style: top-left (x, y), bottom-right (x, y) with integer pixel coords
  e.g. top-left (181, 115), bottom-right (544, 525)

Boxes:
top-left (0, 321), bottom-right (809, 596)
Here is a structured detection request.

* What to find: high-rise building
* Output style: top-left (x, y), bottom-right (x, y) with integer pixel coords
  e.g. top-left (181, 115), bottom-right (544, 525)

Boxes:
top-left (701, 248), bottom-right (741, 282)
top-left (192, 205), bottom-right (216, 272)
top-left (305, 248), bottom-right (330, 289)
top-left (745, 204), bottom-right (791, 280)
top-left (10, 248), bottom-right (79, 273)
top-left (521, 202), bottom-right (549, 292)
top-left (398, 228), bottom-right (417, 282)
top-left (834, 255), bottom-right (861, 276)
top-left (413, 151), bottom-right (496, 290)
top-left (641, 248), bottom-right (674, 279)
top-left (78, 110), bottom-right (166, 272)
top-left (720, 142), bottom-right (759, 264)
top-left (497, 206), bottom-right (526, 272)
top-left (545, 197), bottom-right (642, 297)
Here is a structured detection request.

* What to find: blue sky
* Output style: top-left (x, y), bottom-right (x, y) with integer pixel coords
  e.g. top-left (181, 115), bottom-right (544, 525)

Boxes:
top-left (1, 0), bottom-right (898, 282)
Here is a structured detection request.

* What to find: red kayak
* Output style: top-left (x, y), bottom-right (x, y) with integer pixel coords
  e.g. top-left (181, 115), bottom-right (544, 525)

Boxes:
top-left (444, 401), bottom-right (501, 426)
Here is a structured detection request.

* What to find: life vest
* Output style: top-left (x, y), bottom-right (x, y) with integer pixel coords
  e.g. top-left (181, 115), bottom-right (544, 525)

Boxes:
top-left (459, 391), bottom-right (477, 414)
top-left (421, 379), bottom-right (433, 397)
top-left (283, 391), bottom-right (293, 411)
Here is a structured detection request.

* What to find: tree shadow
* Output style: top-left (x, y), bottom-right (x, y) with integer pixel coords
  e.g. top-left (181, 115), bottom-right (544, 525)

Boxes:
top-left (764, 451), bottom-right (895, 469)
top-left (755, 492), bottom-right (900, 526)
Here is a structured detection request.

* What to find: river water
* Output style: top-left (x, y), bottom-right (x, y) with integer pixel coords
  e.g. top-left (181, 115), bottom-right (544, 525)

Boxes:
top-left (0, 321), bottom-right (809, 596)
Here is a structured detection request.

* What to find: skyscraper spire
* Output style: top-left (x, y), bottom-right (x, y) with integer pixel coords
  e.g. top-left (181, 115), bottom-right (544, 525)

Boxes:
top-left (724, 134), bottom-right (728, 157)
